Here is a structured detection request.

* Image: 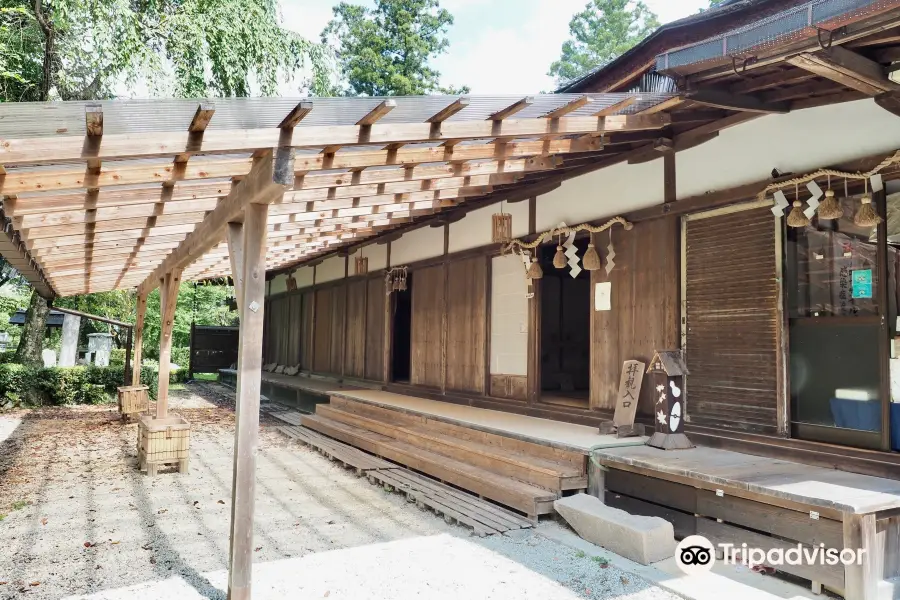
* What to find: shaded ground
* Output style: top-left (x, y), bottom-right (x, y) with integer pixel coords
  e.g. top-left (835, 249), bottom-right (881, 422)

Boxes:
top-left (0, 382), bottom-right (677, 600)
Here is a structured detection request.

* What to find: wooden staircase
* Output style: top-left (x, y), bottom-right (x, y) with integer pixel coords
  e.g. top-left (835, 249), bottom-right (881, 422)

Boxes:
top-left (300, 396), bottom-right (587, 518)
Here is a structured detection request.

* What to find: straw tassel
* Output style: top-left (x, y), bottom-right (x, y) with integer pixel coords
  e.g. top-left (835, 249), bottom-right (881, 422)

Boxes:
top-left (553, 245), bottom-right (567, 269)
top-left (526, 256), bottom-right (543, 279)
top-left (854, 195), bottom-right (882, 227)
top-left (818, 189), bottom-right (842, 220)
top-left (786, 200), bottom-right (810, 228)
top-left (583, 243), bottom-right (601, 271)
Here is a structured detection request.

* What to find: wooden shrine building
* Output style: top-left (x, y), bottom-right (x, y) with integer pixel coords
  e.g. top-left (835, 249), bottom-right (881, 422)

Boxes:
top-left (3, 0), bottom-right (900, 598)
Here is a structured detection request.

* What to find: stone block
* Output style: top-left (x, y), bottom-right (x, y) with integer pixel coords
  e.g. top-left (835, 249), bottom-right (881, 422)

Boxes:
top-left (554, 493), bottom-right (675, 565)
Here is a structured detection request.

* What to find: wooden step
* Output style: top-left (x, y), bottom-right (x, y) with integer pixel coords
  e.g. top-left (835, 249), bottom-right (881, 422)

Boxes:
top-left (301, 414), bottom-right (558, 517)
top-left (328, 395), bottom-right (585, 470)
top-left (317, 404), bottom-right (586, 491)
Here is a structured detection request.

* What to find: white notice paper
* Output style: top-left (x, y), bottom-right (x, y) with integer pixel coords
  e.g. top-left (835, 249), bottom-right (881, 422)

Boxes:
top-left (595, 282), bottom-right (612, 311)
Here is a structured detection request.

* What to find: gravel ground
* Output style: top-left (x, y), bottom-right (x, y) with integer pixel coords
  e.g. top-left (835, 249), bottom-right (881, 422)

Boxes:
top-left (0, 382), bottom-right (679, 600)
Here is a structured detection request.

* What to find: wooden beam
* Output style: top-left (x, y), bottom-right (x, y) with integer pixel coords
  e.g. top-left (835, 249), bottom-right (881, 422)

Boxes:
top-left (0, 113), bottom-right (668, 165)
top-left (544, 96), bottom-right (593, 119)
top-left (226, 222), bottom-right (245, 310)
top-left (227, 202), bottom-right (268, 600)
top-left (685, 89), bottom-right (790, 113)
top-left (593, 96), bottom-right (637, 116)
top-left (875, 90), bottom-right (900, 117)
top-left (357, 100), bottom-right (396, 126)
top-left (787, 47), bottom-right (900, 96)
top-left (156, 268), bottom-right (182, 418)
top-left (137, 150), bottom-right (292, 296)
top-left (730, 70), bottom-right (816, 94)
top-left (189, 103), bottom-right (216, 133)
top-left (131, 293), bottom-right (147, 385)
top-left (427, 97), bottom-right (470, 123)
top-left (489, 97), bottom-right (534, 121)
top-left (638, 96), bottom-right (682, 114)
top-left (279, 101), bottom-right (314, 129)
top-left (85, 104), bottom-right (103, 137)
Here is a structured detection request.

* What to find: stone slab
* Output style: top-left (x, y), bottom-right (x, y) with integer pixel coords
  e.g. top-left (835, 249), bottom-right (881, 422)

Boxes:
top-left (554, 493), bottom-right (675, 565)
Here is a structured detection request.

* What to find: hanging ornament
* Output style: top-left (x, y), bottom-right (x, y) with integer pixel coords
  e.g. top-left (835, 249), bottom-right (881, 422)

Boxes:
top-left (491, 201), bottom-right (513, 244)
top-left (583, 234), bottom-right (601, 271)
top-left (786, 184), bottom-right (810, 228)
top-left (605, 228), bottom-right (617, 275)
top-left (818, 175), bottom-right (843, 220)
top-left (854, 180), bottom-right (882, 227)
top-left (286, 271), bottom-right (298, 292)
top-left (526, 252), bottom-right (543, 279)
top-left (553, 236), bottom-right (567, 269)
top-left (354, 249), bottom-right (368, 275)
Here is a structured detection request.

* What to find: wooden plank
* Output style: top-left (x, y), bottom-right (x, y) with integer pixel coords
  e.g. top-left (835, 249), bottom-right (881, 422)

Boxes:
top-left (85, 104), bottom-right (103, 137)
top-left (137, 151), bottom-right (292, 296)
top-left (593, 96), bottom-right (637, 116)
top-left (189, 103), bottom-right (216, 133)
top-left (357, 100), bottom-right (397, 126)
top-left (606, 491), bottom-right (697, 539)
top-left (606, 468), bottom-right (697, 514)
top-left (787, 47), bottom-right (899, 96)
top-left (226, 222), bottom-right (245, 311)
top-left (132, 293), bottom-right (148, 385)
top-left (279, 101), bottom-right (314, 129)
top-left (544, 96), bottom-right (593, 119)
top-left (156, 269), bottom-right (182, 418)
top-left (445, 257), bottom-right (486, 394)
top-left (227, 201), bottom-right (268, 600)
top-left (696, 489), bottom-right (843, 549)
top-left (685, 89), bottom-right (790, 113)
top-left (410, 265), bottom-right (445, 388)
top-left (699, 519), bottom-right (844, 590)
top-left (427, 97), bottom-right (470, 123)
top-left (489, 97), bottom-right (534, 121)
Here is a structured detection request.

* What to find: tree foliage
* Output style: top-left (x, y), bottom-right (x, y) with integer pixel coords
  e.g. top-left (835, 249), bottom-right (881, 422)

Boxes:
top-left (322, 0), bottom-right (467, 96)
top-left (0, 0), bottom-right (332, 102)
top-left (548, 0), bottom-right (660, 85)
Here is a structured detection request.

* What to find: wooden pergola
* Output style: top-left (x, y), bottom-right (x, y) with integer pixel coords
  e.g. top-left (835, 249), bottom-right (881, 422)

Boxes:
top-left (0, 91), bottom-right (695, 599)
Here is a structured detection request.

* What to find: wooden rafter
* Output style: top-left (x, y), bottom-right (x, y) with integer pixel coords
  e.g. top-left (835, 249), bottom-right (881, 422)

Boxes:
top-left (786, 47), bottom-right (900, 96)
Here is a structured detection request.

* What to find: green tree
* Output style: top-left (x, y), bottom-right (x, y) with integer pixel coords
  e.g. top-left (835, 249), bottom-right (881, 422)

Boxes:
top-left (549, 0), bottom-right (660, 85)
top-left (701, 0), bottom-right (728, 11)
top-left (3, 0), bottom-right (329, 363)
top-left (322, 0), bottom-right (468, 96)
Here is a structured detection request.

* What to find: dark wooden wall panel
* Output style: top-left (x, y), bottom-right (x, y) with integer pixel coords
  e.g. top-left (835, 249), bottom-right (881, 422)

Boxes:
top-left (446, 257), bottom-right (487, 393)
top-left (345, 280), bottom-right (367, 379)
top-left (313, 287), bottom-right (333, 373)
top-left (365, 276), bottom-right (385, 381)
top-left (591, 217), bottom-right (679, 414)
top-left (300, 291), bottom-right (314, 371)
top-left (330, 283), bottom-right (346, 374)
top-left (411, 265), bottom-right (445, 388)
top-left (684, 206), bottom-right (779, 434)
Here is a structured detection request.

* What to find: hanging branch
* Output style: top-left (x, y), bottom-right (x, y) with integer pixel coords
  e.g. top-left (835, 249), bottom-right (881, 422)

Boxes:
top-left (757, 149), bottom-right (900, 202)
top-left (502, 216), bottom-right (633, 254)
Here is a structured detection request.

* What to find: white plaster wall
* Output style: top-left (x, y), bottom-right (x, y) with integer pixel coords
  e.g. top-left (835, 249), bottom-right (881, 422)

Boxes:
top-left (535, 159), bottom-right (664, 232)
top-left (317, 255), bottom-right (346, 283)
top-left (295, 266), bottom-right (314, 288)
top-left (269, 274), bottom-right (288, 296)
top-left (358, 242), bottom-right (388, 271)
top-left (678, 99), bottom-right (900, 199)
top-left (390, 225), bottom-right (444, 265)
top-left (490, 254), bottom-right (528, 376)
top-left (449, 202), bottom-right (530, 253)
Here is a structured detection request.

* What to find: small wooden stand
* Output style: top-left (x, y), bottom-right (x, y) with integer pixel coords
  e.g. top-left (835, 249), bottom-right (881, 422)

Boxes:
top-left (138, 414), bottom-right (191, 476)
top-left (117, 385), bottom-right (149, 422)
top-left (599, 360), bottom-right (646, 438)
top-left (646, 350), bottom-right (693, 450)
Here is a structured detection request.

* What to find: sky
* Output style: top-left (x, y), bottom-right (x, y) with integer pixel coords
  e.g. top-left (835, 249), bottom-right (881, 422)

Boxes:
top-left (279, 0), bottom-right (711, 95)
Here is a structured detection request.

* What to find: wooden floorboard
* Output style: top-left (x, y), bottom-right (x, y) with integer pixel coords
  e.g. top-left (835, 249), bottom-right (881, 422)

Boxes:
top-left (271, 419), bottom-right (534, 536)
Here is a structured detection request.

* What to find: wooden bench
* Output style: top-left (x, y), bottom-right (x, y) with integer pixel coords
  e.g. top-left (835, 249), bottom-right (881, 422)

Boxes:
top-left (591, 445), bottom-right (900, 600)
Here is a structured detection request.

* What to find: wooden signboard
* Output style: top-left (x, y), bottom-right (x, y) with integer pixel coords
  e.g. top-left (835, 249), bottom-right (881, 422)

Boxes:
top-left (614, 360), bottom-right (645, 427)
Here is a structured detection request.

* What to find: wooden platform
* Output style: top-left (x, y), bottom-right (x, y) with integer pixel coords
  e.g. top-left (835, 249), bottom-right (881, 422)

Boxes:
top-left (271, 414), bottom-right (535, 536)
top-left (290, 396), bottom-right (588, 518)
top-left (329, 389), bottom-right (645, 454)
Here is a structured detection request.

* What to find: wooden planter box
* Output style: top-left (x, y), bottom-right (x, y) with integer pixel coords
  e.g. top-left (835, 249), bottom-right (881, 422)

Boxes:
top-left (137, 414), bottom-right (191, 476)
top-left (117, 385), bottom-right (149, 420)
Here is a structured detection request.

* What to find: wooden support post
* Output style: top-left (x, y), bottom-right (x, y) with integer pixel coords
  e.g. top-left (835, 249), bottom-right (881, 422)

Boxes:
top-left (124, 326), bottom-right (134, 386)
top-left (843, 513), bottom-right (879, 600)
top-left (132, 293), bottom-right (148, 385)
top-left (156, 269), bottom-right (182, 419)
top-left (227, 222), bottom-right (246, 312)
top-left (227, 202), bottom-right (268, 600)
top-left (587, 456), bottom-right (605, 500)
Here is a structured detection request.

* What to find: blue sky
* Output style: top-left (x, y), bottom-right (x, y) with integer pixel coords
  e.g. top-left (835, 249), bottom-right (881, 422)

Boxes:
top-left (280, 0), bottom-right (710, 94)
